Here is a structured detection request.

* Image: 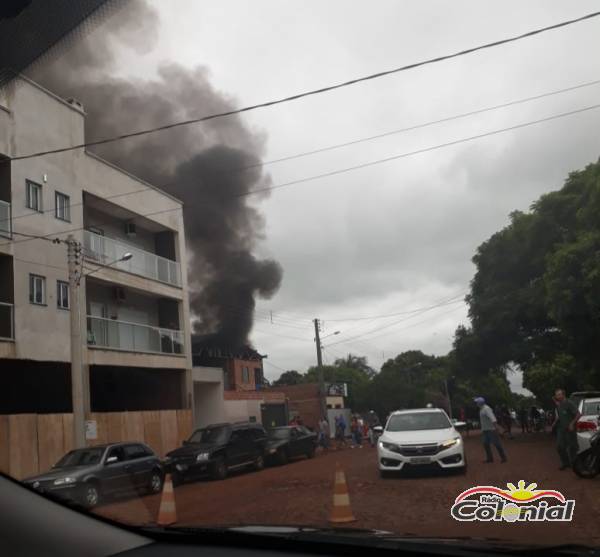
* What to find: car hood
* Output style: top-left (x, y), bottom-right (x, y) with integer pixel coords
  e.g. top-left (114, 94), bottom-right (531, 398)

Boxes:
top-left (167, 443), bottom-right (221, 457)
top-left (24, 465), bottom-right (93, 483)
top-left (381, 428), bottom-right (456, 445)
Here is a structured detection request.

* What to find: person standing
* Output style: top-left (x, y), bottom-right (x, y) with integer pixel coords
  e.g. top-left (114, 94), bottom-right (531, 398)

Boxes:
top-left (335, 414), bottom-right (347, 449)
top-left (319, 417), bottom-right (330, 450)
top-left (474, 397), bottom-right (507, 463)
top-left (518, 406), bottom-right (529, 434)
top-left (551, 389), bottom-right (581, 470)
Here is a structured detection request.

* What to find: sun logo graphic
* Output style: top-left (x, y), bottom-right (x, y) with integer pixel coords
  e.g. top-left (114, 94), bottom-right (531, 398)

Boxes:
top-left (451, 480), bottom-right (575, 522)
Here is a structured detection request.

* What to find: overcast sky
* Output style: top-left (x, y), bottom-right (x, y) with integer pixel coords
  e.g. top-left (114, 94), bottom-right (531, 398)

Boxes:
top-left (120, 1), bottom-right (600, 390)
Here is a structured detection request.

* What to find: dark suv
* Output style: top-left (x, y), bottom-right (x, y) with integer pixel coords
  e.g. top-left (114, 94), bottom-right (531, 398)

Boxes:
top-left (166, 422), bottom-right (268, 482)
top-left (22, 442), bottom-right (164, 509)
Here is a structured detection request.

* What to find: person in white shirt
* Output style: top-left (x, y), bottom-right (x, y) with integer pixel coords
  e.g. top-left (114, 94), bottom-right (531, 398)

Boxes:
top-left (474, 397), bottom-right (507, 463)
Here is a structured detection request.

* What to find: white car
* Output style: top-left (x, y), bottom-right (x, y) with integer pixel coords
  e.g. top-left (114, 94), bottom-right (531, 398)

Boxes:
top-left (576, 397), bottom-right (600, 453)
top-left (377, 408), bottom-right (466, 477)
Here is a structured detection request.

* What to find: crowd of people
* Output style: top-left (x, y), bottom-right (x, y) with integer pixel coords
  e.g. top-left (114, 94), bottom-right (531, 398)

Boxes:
top-left (474, 388), bottom-right (582, 470)
top-left (293, 411), bottom-right (382, 451)
top-left (289, 386), bottom-right (583, 471)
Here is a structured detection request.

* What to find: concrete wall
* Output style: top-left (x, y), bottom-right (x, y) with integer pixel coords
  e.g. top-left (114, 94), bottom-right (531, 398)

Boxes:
top-left (192, 366), bottom-right (225, 429)
top-left (223, 399), bottom-right (262, 424)
top-left (0, 75), bottom-right (193, 411)
top-left (84, 205), bottom-right (157, 253)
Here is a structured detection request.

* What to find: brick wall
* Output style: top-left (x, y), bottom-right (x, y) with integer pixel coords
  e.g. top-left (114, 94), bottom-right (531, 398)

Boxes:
top-left (265, 383), bottom-right (321, 430)
top-left (225, 358), bottom-right (263, 391)
top-left (223, 390), bottom-right (285, 402)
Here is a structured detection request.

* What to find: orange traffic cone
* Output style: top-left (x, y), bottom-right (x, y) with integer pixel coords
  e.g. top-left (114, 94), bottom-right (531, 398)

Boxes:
top-left (329, 462), bottom-right (356, 524)
top-left (156, 473), bottom-right (177, 526)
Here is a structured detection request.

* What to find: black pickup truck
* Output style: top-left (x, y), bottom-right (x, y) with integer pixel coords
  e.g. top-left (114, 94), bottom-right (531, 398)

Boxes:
top-left (165, 422), bottom-right (268, 483)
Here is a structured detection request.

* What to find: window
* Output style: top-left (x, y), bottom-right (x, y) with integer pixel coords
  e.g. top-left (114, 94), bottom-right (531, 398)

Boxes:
top-left (242, 366), bottom-right (250, 383)
top-left (55, 192), bottom-right (70, 221)
top-left (29, 274), bottom-right (46, 305)
top-left (124, 444), bottom-right (152, 460)
top-left (57, 280), bottom-right (69, 309)
top-left (106, 446), bottom-right (125, 463)
top-left (26, 180), bottom-right (42, 212)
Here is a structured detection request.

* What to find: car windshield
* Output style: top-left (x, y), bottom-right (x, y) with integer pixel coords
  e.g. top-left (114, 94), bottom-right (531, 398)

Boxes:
top-left (6, 2), bottom-right (600, 552)
top-left (269, 428), bottom-right (291, 440)
top-left (387, 413), bottom-right (452, 432)
top-left (582, 401), bottom-right (600, 416)
top-left (188, 427), bottom-right (229, 445)
top-left (54, 448), bottom-right (104, 468)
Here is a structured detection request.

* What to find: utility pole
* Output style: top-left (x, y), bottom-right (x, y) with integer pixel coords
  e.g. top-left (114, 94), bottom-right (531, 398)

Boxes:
top-left (313, 318), bottom-right (326, 420)
top-left (67, 235), bottom-right (86, 448)
top-left (444, 377), bottom-right (453, 420)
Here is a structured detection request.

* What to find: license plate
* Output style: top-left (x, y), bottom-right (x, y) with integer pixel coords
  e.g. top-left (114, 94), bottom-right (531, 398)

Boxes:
top-left (410, 457), bottom-right (431, 464)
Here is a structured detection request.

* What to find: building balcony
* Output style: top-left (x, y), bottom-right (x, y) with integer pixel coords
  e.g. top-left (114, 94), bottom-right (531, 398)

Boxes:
top-left (83, 230), bottom-right (181, 287)
top-left (0, 200), bottom-right (10, 239)
top-left (87, 315), bottom-right (184, 355)
top-left (0, 301), bottom-right (14, 340)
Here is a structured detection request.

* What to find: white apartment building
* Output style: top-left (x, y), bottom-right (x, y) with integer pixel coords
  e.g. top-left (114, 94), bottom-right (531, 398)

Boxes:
top-left (0, 76), bottom-right (193, 415)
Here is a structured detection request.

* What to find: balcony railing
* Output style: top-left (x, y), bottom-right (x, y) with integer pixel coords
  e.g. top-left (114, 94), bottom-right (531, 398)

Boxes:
top-left (0, 302), bottom-right (14, 340)
top-left (0, 200), bottom-right (11, 239)
top-left (83, 230), bottom-right (181, 287)
top-left (87, 315), bottom-right (184, 355)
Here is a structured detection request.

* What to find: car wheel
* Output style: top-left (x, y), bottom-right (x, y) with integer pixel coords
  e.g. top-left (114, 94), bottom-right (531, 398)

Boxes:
top-left (149, 470), bottom-right (163, 494)
top-left (82, 482), bottom-right (101, 509)
top-left (278, 449), bottom-right (289, 465)
top-left (254, 454), bottom-right (265, 471)
top-left (306, 446), bottom-right (316, 459)
top-left (212, 458), bottom-right (227, 481)
top-left (573, 449), bottom-right (600, 479)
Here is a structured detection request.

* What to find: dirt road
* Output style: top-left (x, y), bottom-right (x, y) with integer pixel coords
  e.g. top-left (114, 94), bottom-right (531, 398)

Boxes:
top-left (98, 433), bottom-right (600, 546)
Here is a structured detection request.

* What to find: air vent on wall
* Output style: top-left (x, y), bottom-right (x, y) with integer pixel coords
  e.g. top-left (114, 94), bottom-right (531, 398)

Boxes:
top-left (125, 222), bottom-right (136, 237)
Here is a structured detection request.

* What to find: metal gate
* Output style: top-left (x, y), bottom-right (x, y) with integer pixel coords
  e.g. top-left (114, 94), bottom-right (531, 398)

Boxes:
top-left (260, 402), bottom-right (288, 428)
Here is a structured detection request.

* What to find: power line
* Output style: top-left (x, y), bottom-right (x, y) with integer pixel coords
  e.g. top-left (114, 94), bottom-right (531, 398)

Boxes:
top-left (240, 77), bottom-right (600, 171)
top-left (251, 327), bottom-right (311, 342)
top-left (327, 297), bottom-right (465, 347)
top-left (7, 10), bottom-right (600, 163)
top-left (4, 74), bottom-right (600, 230)
top-left (4, 100), bottom-right (600, 249)
top-left (263, 360), bottom-right (288, 373)
top-left (324, 291), bottom-right (467, 321)
top-left (367, 304), bottom-right (466, 344)
top-left (13, 256), bottom-right (67, 271)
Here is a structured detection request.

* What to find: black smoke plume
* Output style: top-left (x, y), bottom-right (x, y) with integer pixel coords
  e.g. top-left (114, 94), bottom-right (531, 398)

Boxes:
top-left (30, 0), bottom-right (282, 349)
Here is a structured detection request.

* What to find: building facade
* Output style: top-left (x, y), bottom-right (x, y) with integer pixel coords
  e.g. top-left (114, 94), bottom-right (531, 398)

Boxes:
top-left (0, 76), bottom-right (193, 415)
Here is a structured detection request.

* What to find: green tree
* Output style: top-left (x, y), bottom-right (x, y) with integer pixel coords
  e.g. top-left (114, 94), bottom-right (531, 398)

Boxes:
top-left (457, 159), bottom-right (600, 401)
top-left (272, 369), bottom-right (304, 386)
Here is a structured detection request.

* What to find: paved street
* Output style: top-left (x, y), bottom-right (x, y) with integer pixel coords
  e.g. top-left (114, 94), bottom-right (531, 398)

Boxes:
top-left (97, 433), bottom-right (600, 546)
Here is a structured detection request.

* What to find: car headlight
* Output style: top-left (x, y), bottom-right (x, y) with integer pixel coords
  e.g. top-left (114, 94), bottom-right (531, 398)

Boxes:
top-left (379, 441), bottom-right (398, 451)
top-left (53, 476), bottom-right (77, 485)
top-left (196, 452), bottom-right (210, 462)
top-left (268, 448), bottom-right (277, 454)
top-left (440, 438), bottom-right (461, 448)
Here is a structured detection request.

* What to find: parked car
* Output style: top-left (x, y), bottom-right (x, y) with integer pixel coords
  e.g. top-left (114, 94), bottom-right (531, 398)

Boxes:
top-left (265, 426), bottom-right (317, 465)
top-left (377, 408), bottom-right (466, 477)
top-left (570, 391), bottom-right (600, 409)
top-left (576, 397), bottom-right (600, 453)
top-left (165, 422), bottom-right (268, 483)
top-left (22, 442), bottom-right (163, 509)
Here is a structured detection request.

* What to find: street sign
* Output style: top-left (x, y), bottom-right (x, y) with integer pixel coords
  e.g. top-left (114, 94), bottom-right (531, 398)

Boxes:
top-left (85, 420), bottom-right (97, 440)
top-left (326, 383), bottom-right (348, 397)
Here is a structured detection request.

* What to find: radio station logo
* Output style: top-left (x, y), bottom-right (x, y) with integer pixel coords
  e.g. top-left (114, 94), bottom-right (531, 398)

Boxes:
top-left (451, 480), bottom-right (575, 522)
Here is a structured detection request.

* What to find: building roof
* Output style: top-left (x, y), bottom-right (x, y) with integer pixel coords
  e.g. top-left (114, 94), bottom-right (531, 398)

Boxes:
top-left (191, 334), bottom-right (265, 361)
